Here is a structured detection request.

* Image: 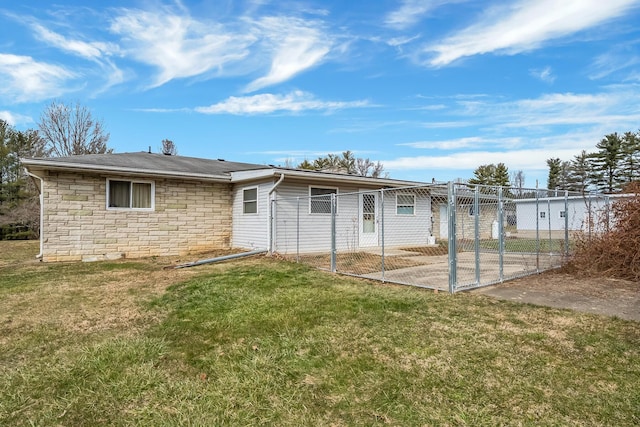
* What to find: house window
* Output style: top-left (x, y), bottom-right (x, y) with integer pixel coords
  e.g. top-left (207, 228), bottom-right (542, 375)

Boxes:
top-left (107, 179), bottom-right (154, 210)
top-left (540, 211), bottom-right (546, 219)
top-left (309, 187), bottom-right (337, 214)
top-left (396, 194), bottom-right (415, 215)
top-left (243, 187), bottom-right (258, 214)
top-left (559, 211), bottom-right (566, 218)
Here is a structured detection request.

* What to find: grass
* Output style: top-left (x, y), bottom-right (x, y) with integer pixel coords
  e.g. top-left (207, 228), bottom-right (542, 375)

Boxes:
top-left (1, 241), bottom-right (639, 425)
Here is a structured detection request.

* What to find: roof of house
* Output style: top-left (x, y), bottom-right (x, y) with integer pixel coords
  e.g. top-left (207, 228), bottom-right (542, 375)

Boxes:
top-left (22, 152), bottom-right (429, 187)
top-left (22, 152), bottom-right (270, 181)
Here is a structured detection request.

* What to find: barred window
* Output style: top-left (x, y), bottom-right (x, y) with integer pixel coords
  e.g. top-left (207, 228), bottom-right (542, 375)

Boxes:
top-left (396, 194), bottom-right (415, 215)
top-left (309, 187), bottom-right (337, 214)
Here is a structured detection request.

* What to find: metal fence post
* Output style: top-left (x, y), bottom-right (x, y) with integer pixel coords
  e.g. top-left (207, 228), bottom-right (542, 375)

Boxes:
top-left (447, 182), bottom-right (457, 293)
top-left (330, 193), bottom-right (337, 273)
top-left (535, 187), bottom-right (540, 272)
top-left (547, 198), bottom-right (552, 254)
top-left (498, 186), bottom-right (504, 282)
top-left (380, 189), bottom-right (385, 282)
top-left (296, 197), bottom-right (300, 263)
top-left (474, 186), bottom-right (480, 286)
top-left (564, 190), bottom-right (569, 257)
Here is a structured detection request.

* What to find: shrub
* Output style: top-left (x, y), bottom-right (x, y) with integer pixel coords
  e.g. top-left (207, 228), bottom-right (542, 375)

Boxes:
top-left (566, 182), bottom-right (640, 281)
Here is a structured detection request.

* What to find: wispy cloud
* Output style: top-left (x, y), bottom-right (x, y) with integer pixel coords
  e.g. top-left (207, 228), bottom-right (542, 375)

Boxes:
top-left (30, 22), bottom-right (117, 60)
top-left (385, 0), bottom-right (467, 30)
top-left (589, 48), bottom-right (640, 80)
top-left (384, 85), bottom-right (640, 176)
top-left (195, 90), bottom-right (369, 115)
top-left (0, 110), bottom-right (33, 126)
top-left (383, 147), bottom-right (583, 172)
top-left (424, 0), bottom-right (640, 67)
top-left (0, 53), bottom-right (75, 103)
top-left (530, 66), bottom-right (555, 83)
top-left (399, 136), bottom-right (522, 150)
top-left (110, 6), bottom-right (256, 88)
top-left (444, 89), bottom-right (640, 132)
top-left (243, 16), bottom-right (333, 93)
top-left (27, 21), bottom-right (125, 93)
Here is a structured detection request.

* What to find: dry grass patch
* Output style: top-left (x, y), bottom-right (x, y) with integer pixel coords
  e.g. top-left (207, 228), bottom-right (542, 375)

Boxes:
top-left (1, 241), bottom-right (638, 426)
top-left (294, 251), bottom-right (426, 274)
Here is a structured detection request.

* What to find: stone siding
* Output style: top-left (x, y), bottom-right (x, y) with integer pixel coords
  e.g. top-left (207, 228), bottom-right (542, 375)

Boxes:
top-left (42, 171), bottom-right (232, 262)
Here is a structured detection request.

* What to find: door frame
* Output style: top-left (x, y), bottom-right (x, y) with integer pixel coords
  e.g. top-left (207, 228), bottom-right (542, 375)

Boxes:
top-left (359, 190), bottom-right (379, 247)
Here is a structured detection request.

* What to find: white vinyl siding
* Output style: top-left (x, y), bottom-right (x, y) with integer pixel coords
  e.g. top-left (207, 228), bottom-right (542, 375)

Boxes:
top-left (232, 180), bottom-right (271, 249)
top-left (272, 184), bottom-right (434, 253)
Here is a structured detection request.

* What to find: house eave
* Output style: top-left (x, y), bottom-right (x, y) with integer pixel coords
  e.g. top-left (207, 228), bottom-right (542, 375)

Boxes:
top-left (231, 167), bottom-right (426, 187)
top-left (21, 158), bottom-right (232, 182)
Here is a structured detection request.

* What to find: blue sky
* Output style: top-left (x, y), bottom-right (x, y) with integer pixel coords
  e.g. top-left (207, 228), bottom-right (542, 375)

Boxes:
top-left (2, 0), bottom-right (640, 187)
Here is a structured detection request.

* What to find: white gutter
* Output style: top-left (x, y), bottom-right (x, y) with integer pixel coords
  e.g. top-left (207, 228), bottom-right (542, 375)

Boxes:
top-left (269, 172), bottom-right (285, 196)
top-left (267, 173), bottom-right (285, 254)
top-left (24, 169), bottom-right (44, 259)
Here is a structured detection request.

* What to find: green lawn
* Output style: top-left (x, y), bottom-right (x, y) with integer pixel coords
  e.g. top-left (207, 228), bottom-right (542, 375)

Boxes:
top-left (1, 241), bottom-right (638, 425)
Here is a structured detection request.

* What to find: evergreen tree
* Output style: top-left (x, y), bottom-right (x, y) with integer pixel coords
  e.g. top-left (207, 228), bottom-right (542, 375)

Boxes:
top-left (589, 132), bottom-right (624, 192)
top-left (298, 151), bottom-right (386, 177)
top-left (469, 163), bottom-right (510, 187)
top-left (567, 150), bottom-right (591, 193)
top-left (546, 158), bottom-right (562, 189)
top-left (493, 162), bottom-right (510, 187)
top-left (619, 130), bottom-right (640, 184)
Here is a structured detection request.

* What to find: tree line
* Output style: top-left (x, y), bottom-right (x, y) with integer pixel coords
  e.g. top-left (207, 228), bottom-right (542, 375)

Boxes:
top-left (547, 131), bottom-right (640, 193)
top-left (0, 101), bottom-right (111, 238)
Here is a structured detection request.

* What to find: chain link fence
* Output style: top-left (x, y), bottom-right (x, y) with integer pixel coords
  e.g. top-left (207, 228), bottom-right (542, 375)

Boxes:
top-left (271, 183), bottom-right (611, 292)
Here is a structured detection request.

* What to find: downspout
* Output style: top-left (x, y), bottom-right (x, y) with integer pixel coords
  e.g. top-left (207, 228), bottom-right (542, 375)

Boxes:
top-left (24, 169), bottom-right (44, 259)
top-left (268, 173), bottom-right (285, 254)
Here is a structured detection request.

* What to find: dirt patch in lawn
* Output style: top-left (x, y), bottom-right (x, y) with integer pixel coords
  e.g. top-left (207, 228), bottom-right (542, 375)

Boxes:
top-left (472, 270), bottom-right (640, 322)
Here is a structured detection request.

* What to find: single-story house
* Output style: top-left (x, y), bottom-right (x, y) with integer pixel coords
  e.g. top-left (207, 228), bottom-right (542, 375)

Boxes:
top-left (22, 152), bottom-right (436, 262)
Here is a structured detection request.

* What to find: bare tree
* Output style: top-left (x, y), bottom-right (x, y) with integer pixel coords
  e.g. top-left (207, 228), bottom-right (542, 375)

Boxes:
top-left (38, 100), bottom-right (111, 157)
top-left (510, 170), bottom-right (525, 196)
top-left (161, 139), bottom-right (178, 155)
top-left (355, 157), bottom-right (386, 178)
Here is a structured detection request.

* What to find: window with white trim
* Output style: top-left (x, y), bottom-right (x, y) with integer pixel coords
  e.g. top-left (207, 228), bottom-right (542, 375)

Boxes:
top-left (107, 179), bottom-right (154, 210)
top-left (309, 187), bottom-right (337, 214)
top-left (396, 194), bottom-right (415, 215)
top-left (243, 187), bottom-right (258, 214)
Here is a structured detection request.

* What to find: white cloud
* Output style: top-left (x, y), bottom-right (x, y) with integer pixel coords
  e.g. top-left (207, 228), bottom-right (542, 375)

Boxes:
top-left (425, 0), bottom-right (640, 66)
top-left (195, 90), bottom-right (369, 115)
top-left (589, 50), bottom-right (640, 80)
top-left (27, 22), bottom-right (125, 93)
top-left (0, 110), bottom-right (33, 126)
top-left (530, 66), bottom-right (555, 83)
top-left (110, 7), bottom-right (256, 88)
top-left (384, 147), bottom-right (583, 171)
top-left (0, 53), bottom-right (76, 103)
top-left (30, 23), bottom-right (117, 60)
top-left (446, 89), bottom-right (640, 132)
top-left (244, 16), bottom-right (333, 93)
top-left (385, 0), bottom-right (467, 30)
top-left (400, 136), bottom-right (522, 150)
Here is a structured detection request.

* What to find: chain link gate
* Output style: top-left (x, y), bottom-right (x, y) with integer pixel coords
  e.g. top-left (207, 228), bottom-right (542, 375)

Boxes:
top-left (270, 183), bottom-right (608, 292)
